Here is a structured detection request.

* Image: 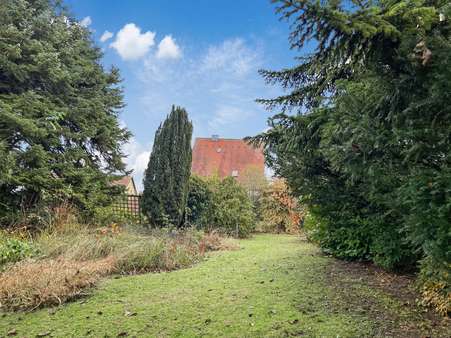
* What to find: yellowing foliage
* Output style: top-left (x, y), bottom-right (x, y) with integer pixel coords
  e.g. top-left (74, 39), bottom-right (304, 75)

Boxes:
top-left (258, 179), bottom-right (303, 233)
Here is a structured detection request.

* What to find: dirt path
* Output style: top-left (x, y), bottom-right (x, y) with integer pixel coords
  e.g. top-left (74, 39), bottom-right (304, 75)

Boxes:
top-left (0, 235), bottom-right (449, 337)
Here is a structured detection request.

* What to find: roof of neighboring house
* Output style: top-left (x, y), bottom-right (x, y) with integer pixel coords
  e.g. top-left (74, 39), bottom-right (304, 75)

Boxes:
top-left (112, 176), bottom-right (138, 195)
top-left (191, 137), bottom-right (265, 181)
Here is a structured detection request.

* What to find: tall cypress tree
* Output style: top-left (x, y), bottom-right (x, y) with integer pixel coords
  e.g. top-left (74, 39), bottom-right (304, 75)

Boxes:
top-left (141, 106), bottom-right (193, 227)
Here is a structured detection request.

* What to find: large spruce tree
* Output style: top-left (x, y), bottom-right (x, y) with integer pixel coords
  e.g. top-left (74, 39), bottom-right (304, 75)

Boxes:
top-left (253, 0), bottom-right (450, 312)
top-left (141, 106), bottom-right (193, 227)
top-left (0, 0), bottom-right (131, 223)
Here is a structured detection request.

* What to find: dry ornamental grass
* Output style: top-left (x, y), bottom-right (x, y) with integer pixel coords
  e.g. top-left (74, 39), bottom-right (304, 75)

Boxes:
top-left (0, 257), bottom-right (115, 311)
top-left (0, 227), bottom-right (238, 312)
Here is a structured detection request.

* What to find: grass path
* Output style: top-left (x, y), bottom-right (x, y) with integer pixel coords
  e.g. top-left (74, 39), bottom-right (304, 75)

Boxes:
top-left (0, 235), bottom-right (448, 337)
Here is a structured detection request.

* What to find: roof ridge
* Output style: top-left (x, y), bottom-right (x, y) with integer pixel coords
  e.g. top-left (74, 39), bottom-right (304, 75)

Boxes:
top-left (194, 137), bottom-right (246, 141)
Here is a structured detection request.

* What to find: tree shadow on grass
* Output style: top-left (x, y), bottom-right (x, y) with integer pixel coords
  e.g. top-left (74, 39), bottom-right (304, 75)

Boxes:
top-left (324, 257), bottom-right (450, 338)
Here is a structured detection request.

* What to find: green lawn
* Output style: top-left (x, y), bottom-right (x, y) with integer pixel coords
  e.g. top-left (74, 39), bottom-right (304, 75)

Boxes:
top-left (0, 235), bottom-right (447, 337)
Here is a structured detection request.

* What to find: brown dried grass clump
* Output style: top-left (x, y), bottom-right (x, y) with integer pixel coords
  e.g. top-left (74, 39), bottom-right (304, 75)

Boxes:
top-left (199, 232), bottom-right (239, 252)
top-left (0, 225), bottom-right (239, 312)
top-left (0, 257), bottom-right (115, 311)
top-left (420, 281), bottom-right (451, 317)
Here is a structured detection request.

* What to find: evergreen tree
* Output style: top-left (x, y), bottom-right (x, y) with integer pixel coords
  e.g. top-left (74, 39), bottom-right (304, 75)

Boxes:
top-left (252, 0), bottom-right (450, 313)
top-left (141, 106), bottom-right (193, 227)
top-left (0, 0), bottom-right (131, 223)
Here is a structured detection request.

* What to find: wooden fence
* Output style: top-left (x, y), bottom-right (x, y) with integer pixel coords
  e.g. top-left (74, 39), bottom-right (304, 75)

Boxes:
top-left (112, 194), bottom-right (143, 223)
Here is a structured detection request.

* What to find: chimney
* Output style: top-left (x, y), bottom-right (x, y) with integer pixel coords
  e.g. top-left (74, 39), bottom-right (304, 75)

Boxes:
top-left (211, 134), bottom-right (219, 141)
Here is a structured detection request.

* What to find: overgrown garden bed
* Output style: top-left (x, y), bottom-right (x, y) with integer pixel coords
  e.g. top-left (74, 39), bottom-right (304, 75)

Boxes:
top-left (0, 223), bottom-right (237, 312)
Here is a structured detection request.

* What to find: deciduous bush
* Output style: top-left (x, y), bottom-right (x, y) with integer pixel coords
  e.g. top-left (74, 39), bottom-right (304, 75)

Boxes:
top-left (257, 179), bottom-right (302, 233)
top-left (202, 177), bottom-right (256, 238)
top-left (186, 176), bottom-right (256, 237)
top-left (239, 165), bottom-right (268, 220)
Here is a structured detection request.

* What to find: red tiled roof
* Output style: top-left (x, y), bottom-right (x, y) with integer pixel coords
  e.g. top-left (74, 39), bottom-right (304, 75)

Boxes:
top-left (191, 137), bottom-right (265, 181)
top-left (112, 176), bottom-right (138, 195)
top-left (113, 176), bottom-right (132, 187)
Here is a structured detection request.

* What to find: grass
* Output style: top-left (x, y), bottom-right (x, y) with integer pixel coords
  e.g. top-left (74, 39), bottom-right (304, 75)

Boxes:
top-left (0, 235), bottom-right (449, 337)
top-left (0, 225), bottom-right (232, 311)
top-left (0, 257), bottom-right (115, 311)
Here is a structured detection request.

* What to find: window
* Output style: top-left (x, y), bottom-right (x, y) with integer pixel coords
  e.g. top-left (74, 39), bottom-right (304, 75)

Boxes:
top-left (231, 170), bottom-right (239, 177)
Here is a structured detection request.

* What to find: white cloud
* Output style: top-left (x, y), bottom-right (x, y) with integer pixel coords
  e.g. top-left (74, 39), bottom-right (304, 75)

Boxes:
top-left (80, 16), bottom-right (92, 27)
top-left (100, 30), bottom-right (114, 42)
top-left (156, 35), bottom-right (182, 59)
top-left (201, 38), bottom-right (259, 77)
top-left (133, 37), bottom-right (274, 141)
top-left (208, 105), bottom-right (252, 129)
top-left (110, 23), bottom-right (156, 61)
top-left (122, 137), bottom-right (151, 192)
top-left (117, 37), bottom-right (284, 188)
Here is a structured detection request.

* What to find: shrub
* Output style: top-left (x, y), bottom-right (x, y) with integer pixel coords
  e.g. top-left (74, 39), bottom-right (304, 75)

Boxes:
top-left (0, 233), bottom-right (37, 267)
top-left (399, 170), bottom-right (451, 313)
top-left (3, 202), bottom-right (85, 233)
top-left (304, 208), bottom-right (416, 269)
top-left (257, 179), bottom-right (302, 233)
top-left (204, 176), bottom-right (256, 238)
top-left (186, 175), bottom-right (213, 227)
top-left (186, 176), bottom-right (256, 237)
top-left (304, 210), bottom-right (372, 260)
top-left (92, 204), bottom-right (143, 227)
top-left (239, 165), bottom-right (268, 220)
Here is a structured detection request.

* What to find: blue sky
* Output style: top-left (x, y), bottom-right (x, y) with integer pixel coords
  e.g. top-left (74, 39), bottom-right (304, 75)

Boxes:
top-left (66, 0), bottom-right (298, 188)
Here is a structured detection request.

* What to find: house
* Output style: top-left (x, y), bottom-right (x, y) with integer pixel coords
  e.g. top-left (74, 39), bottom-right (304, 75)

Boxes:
top-left (191, 135), bottom-right (265, 182)
top-left (112, 176), bottom-right (138, 195)
top-left (111, 175), bottom-right (141, 218)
